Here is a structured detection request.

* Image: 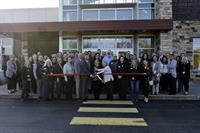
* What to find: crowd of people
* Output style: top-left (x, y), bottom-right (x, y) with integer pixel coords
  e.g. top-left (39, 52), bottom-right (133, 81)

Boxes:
top-left (5, 49), bottom-right (191, 103)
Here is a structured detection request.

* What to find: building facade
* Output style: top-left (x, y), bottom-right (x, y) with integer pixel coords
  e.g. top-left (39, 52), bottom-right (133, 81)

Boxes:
top-left (59, 0), bottom-right (173, 57)
top-left (0, 0), bottom-right (200, 74)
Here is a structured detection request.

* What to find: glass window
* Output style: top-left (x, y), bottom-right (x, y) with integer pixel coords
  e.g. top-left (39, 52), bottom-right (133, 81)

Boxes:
top-left (63, 38), bottom-right (78, 50)
top-left (63, 0), bottom-right (77, 5)
top-left (104, 0), bottom-right (115, 3)
top-left (83, 37), bottom-right (99, 48)
top-left (138, 37), bottom-right (154, 56)
top-left (139, 3), bottom-right (154, 8)
top-left (1, 38), bottom-right (13, 55)
top-left (193, 38), bottom-right (200, 70)
top-left (100, 10), bottom-right (115, 20)
top-left (82, 10), bottom-right (98, 21)
top-left (138, 0), bottom-right (154, 3)
top-left (139, 37), bottom-right (154, 48)
top-left (139, 9), bottom-right (154, 20)
top-left (83, 0), bottom-right (136, 4)
top-left (83, 0), bottom-right (100, 4)
top-left (63, 6), bottom-right (77, 10)
top-left (117, 9), bottom-right (133, 20)
top-left (63, 11), bottom-right (77, 21)
top-left (117, 37), bottom-right (132, 48)
top-left (99, 37), bottom-right (115, 49)
top-left (83, 36), bottom-right (133, 51)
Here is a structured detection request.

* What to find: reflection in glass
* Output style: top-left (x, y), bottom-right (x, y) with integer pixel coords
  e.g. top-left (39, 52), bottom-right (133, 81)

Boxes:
top-left (99, 38), bottom-right (115, 49)
top-left (63, 38), bottom-right (78, 49)
top-left (83, 36), bottom-right (133, 50)
top-left (63, 0), bottom-right (77, 5)
top-left (83, 38), bottom-right (99, 48)
top-left (100, 10), bottom-right (115, 20)
top-left (104, 0), bottom-right (115, 3)
top-left (138, 0), bottom-right (154, 3)
top-left (139, 9), bottom-right (153, 20)
top-left (139, 3), bottom-right (154, 8)
top-left (117, 37), bottom-right (132, 48)
top-left (193, 38), bottom-right (200, 70)
top-left (1, 38), bottom-right (13, 55)
top-left (82, 10), bottom-right (98, 21)
top-left (194, 54), bottom-right (200, 70)
top-left (139, 37), bottom-right (153, 48)
top-left (117, 9), bottom-right (133, 20)
top-left (83, 0), bottom-right (100, 4)
top-left (63, 11), bottom-right (77, 21)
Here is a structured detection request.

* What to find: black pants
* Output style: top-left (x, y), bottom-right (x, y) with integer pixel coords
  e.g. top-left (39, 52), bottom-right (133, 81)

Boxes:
top-left (92, 80), bottom-right (102, 100)
top-left (183, 77), bottom-right (190, 92)
top-left (140, 79), bottom-right (149, 98)
top-left (21, 80), bottom-right (31, 100)
top-left (118, 77), bottom-right (128, 100)
top-left (169, 75), bottom-right (177, 94)
top-left (32, 78), bottom-right (37, 94)
top-left (7, 76), bottom-right (15, 90)
top-left (41, 79), bottom-right (50, 100)
top-left (55, 78), bottom-right (65, 99)
top-left (80, 76), bottom-right (90, 100)
top-left (64, 77), bottom-right (73, 100)
top-left (160, 74), bottom-right (169, 92)
top-left (105, 81), bottom-right (113, 100)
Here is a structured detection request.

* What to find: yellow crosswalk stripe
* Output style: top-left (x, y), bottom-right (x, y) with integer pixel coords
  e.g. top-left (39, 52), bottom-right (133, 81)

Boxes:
top-left (82, 100), bottom-right (133, 105)
top-left (78, 107), bottom-right (139, 113)
top-left (70, 117), bottom-right (148, 126)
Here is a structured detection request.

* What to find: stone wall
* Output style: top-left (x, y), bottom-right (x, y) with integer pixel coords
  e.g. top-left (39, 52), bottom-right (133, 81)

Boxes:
top-left (172, 21), bottom-right (200, 61)
top-left (156, 0), bottom-right (172, 19)
top-left (156, 0), bottom-right (173, 54)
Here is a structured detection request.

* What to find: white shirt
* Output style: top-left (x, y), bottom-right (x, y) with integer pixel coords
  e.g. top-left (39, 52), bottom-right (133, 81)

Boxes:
top-left (96, 66), bottom-right (114, 83)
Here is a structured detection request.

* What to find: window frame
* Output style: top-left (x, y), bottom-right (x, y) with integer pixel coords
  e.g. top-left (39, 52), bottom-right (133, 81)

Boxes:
top-left (193, 37), bottom-right (200, 71)
top-left (63, 0), bottom-right (78, 6)
top-left (137, 35), bottom-right (155, 57)
top-left (63, 10), bottom-right (78, 21)
top-left (82, 35), bottom-right (134, 55)
top-left (138, 0), bottom-right (155, 20)
top-left (82, 8), bottom-right (134, 21)
top-left (62, 37), bottom-right (78, 51)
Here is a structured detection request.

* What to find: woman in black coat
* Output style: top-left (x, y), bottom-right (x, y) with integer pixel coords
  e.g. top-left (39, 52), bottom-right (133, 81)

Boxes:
top-left (140, 60), bottom-right (153, 103)
top-left (91, 59), bottom-right (103, 100)
top-left (40, 59), bottom-right (54, 100)
top-left (116, 56), bottom-right (129, 100)
top-left (53, 58), bottom-right (65, 99)
top-left (180, 56), bottom-right (190, 95)
top-left (21, 60), bottom-right (33, 100)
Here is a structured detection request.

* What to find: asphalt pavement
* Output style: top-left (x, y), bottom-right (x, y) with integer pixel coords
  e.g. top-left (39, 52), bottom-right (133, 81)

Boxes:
top-left (0, 99), bottom-right (199, 133)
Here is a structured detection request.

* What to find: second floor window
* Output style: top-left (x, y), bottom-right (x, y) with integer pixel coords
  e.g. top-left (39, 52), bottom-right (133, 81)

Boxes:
top-left (138, 0), bottom-right (154, 20)
top-left (63, 0), bottom-right (77, 5)
top-left (82, 8), bottom-right (134, 21)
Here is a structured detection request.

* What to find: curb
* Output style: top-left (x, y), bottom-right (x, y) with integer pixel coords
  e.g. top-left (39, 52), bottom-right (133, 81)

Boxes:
top-left (0, 94), bottom-right (199, 101)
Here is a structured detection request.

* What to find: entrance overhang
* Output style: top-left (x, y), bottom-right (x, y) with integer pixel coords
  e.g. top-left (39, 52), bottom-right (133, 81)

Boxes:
top-left (0, 19), bottom-right (173, 33)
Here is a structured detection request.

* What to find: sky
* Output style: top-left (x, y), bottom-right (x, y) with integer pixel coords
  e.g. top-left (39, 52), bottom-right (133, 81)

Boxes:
top-left (0, 0), bottom-right (59, 9)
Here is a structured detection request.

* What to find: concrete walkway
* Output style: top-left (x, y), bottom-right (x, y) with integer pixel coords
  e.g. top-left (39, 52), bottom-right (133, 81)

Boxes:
top-left (0, 80), bottom-right (200, 100)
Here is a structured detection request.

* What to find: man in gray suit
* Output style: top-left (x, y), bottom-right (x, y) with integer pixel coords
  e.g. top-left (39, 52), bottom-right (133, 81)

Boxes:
top-left (6, 55), bottom-right (17, 93)
top-left (79, 53), bottom-right (90, 101)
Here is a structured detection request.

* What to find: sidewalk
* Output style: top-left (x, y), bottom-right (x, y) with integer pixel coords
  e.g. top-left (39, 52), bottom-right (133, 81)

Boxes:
top-left (0, 80), bottom-right (200, 100)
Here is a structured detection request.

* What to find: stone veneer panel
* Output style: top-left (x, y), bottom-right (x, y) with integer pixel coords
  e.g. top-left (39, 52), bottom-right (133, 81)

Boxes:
top-left (156, 0), bottom-right (172, 19)
top-left (156, 0), bottom-right (173, 54)
top-left (172, 21), bottom-right (200, 62)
